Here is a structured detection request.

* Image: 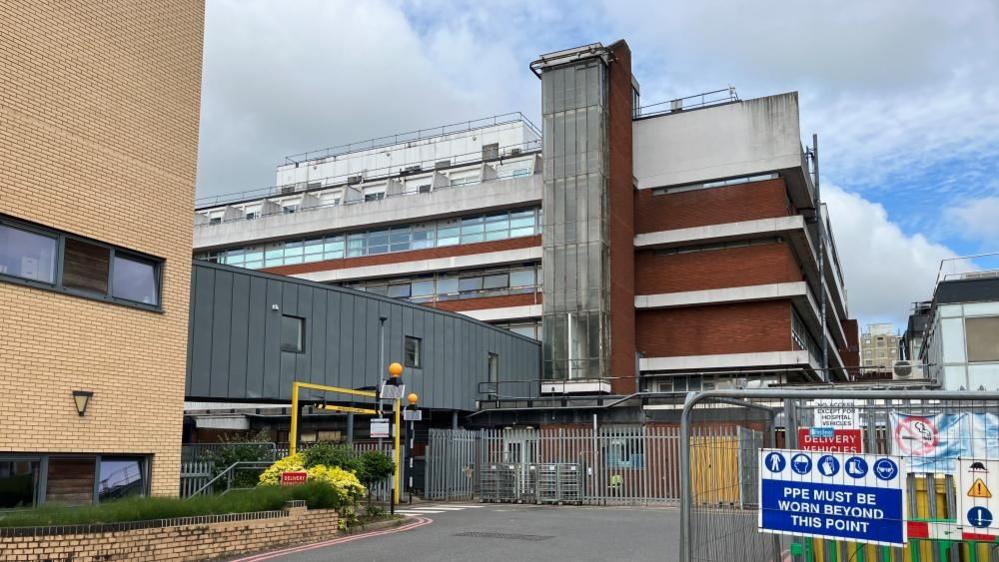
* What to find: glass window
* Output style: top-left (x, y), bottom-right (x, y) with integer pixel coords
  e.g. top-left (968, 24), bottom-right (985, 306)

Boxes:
top-left (437, 221), bottom-right (460, 247)
top-left (967, 316), bottom-right (999, 362)
top-left (510, 268), bottom-right (536, 288)
top-left (284, 241), bottom-right (304, 258)
top-left (411, 279), bottom-right (435, 297)
top-left (366, 284), bottom-right (388, 296)
top-left (411, 224), bottom-right (435, 249)
top-left (484, 214), bottom-right (510, 241)
top-left (347, 234), bottom-right (365, 257)
top-left (458, 276), bottom-right (483, 293)
top-left (488, 353), bottom-right (499, 384)
top-left (460, 216), bottom-right (484, 243)
top-left (387, 283), bottom-right (411, 299)
top-left (0, 459), bottom-right (40, 508)
top-left (112, 254), bottom-right (158, 305)
top-left (367, 230), bottom-right (389, 254)
top-left (389, 228), bottom-right (411, 253)
top-left (0, 223), bottom-right (57, 283)
top-left (437, 276), bottom-right (459, 298)
top-left (509, 210), bottom-right (536, 237)
top-left (63, 238), bottom-right (110, 294)
top-left (281, 315), bottom-right (304, 353)
top-left (97, 457), bottom-right (146, 503)
top-left (405, 336), bottom-right (422, 368)
top-left (483, 273), bottom-right (509, 290)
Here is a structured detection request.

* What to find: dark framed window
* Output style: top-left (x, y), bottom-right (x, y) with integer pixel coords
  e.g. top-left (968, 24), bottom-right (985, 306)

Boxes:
top-left (97, 456), bottom-right (147, 503)
top-left (0, 214), bottom-right (163, 311)
top-left (405, 336), bottom-right (422, 368)
top-left (0, 458), bottom-right (41, 508)
top-left (281, 315), bottom-right (305, 353)
top-left (0, 222), bottom-right (57, 284)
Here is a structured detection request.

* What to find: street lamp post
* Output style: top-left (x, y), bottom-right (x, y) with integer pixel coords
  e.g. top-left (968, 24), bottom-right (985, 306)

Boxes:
top-left (406, 392), bottom-right (418, 504)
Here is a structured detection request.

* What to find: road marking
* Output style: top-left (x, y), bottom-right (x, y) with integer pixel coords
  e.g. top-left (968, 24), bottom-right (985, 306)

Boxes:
top-left (436, 504), bottom-right (484, 508)
top-left (395, 509), bottom-right (447, 514)
top-left (230, 516), bottom-right (433, 561)
top-left (419, 506), bottom-right (467, 510)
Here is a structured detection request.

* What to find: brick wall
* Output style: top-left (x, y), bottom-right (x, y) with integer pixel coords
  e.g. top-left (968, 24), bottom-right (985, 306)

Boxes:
top-left (0, 505), bottom-right (339, 562)
top-left (427, 292), bottom-right (541, 313)
top-left (635, 242), bottom-right (804, 295)
top-left (0, 1), bottom-right (204, 495)
top-left (607, 40), bottom-right (637, 394)
top-left (634, 178), bottom-right (792, 234)
top-left (637, 300), bottom-right (793, 357)
top-left (265, 235), bottom-right (542, 277)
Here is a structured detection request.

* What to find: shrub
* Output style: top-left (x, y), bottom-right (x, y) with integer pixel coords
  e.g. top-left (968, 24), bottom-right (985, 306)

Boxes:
top-left (0, 481), bottom-right (343, 528)
top-left (258, 453), bottom-right (306, 486)
top-left (204, 432), bottom-right (275, 490)
top-left (301, 443), bottom-right (361, 473)
top-left (356, 450), bottom-right (394, 488)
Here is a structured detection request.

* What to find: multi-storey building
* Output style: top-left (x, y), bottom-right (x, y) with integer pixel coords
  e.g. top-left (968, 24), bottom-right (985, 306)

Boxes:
top-left (194, 41), bottom-right (859, 408)
top-left (0, 1), bottom-right (204, 505)
top-left (860, 323), bottom-right (901, 373)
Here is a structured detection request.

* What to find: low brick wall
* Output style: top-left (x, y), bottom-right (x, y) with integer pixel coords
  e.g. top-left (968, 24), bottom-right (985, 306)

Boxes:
top-left (0, 502), bottom-right (339, 562)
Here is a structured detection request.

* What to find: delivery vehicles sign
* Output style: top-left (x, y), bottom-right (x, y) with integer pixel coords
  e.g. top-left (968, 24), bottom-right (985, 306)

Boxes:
top-left (759, 448), bottom-right (906, 546)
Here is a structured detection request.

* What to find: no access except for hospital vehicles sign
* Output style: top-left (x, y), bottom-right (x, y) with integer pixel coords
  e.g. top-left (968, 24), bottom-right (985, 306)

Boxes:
top-left (759, 448), bottom-right (907, 546)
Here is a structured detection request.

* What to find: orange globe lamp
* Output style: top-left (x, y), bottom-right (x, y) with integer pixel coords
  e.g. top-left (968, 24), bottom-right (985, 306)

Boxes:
top-left (388, 362), bottom-right (403, 377)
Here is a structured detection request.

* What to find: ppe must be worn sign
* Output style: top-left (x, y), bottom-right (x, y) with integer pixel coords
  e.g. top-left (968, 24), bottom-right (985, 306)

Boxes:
top-left (758, 448), bottom-right (907, 546)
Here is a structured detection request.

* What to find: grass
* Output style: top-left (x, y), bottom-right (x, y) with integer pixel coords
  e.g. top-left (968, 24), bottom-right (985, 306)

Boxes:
top-left (0, 482), bottom-right (346, 528)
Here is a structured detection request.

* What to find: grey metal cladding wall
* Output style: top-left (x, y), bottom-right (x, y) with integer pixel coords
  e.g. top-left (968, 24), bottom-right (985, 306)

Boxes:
top-left (186, 261), bottom-right (541, 411)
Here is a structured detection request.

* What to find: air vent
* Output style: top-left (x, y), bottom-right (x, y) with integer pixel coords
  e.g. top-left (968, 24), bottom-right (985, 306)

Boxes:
top-left (347, 174), bottom-right (363, 185)
top-left (279, 185), bottom-right (295, 194)
top-left (401, 165), bottom-right (422, 175)
top-left (508, 147), bottom-right (523, 156)
top-left (434, 159), bottom-right (451, 169)
top-left (306, 182), bottom-right (321, 190)
top-left (418, 184), bottom-right (432, 194)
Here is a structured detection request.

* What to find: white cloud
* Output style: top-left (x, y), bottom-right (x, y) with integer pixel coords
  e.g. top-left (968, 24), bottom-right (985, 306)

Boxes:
top-left (824, 184), bottom-right (958, 326)
top-left (945, 196), bottom-right (999, 243)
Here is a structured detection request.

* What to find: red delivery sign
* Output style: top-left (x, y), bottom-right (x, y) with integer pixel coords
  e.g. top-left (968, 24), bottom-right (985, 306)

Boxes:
top-left (280, 471), bottom-right (308, 486)
top-left (798, 428), bottom-right (863, 453)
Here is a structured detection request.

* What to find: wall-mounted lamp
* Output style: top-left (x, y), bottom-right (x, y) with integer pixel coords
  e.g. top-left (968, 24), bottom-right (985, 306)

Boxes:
top-left (72, 390), bottom-right (93, 417)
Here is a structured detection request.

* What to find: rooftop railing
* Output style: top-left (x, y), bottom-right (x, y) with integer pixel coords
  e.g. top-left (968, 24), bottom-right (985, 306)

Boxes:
top-left (282, 112), bottom-right (542, 165)
top-left (636, 87), bottom-right (739, 118)
top-left (936, 252), bottom-right (999, 284)
top-left (195, 138), bottom-right (542, 210)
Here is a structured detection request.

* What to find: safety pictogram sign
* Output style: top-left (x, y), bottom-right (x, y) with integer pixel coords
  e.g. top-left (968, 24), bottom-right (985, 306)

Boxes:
top-left (969, 478), bottom-right (992, 499)
top-left (894, 415), bottom-right (938, 456)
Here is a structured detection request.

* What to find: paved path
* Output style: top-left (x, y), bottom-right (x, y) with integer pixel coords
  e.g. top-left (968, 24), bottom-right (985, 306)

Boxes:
top-left (240, 503), bottom-right (680, 562)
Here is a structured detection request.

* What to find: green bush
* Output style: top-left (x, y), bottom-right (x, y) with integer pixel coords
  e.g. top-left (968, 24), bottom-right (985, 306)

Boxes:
top-left (301, 443), bottom-right (361, 473)
top-left (0, 481), bottom-right (343, 528)
top-left (204, 432), bottom-right (275, 490)
top-left (356, 450), bottom-right (394, 487)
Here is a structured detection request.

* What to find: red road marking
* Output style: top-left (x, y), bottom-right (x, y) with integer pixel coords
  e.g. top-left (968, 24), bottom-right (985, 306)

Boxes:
top-left (230, 516), bottom-right (433, 562)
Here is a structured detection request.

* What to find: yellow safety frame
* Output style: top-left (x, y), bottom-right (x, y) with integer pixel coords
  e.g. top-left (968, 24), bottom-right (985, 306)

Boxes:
top-left (288, 380), bottom-right (403, 503)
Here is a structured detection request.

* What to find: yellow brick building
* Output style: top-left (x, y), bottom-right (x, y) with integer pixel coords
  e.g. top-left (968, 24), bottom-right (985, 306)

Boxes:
top-left (0, 1), bottom-right (204, 504)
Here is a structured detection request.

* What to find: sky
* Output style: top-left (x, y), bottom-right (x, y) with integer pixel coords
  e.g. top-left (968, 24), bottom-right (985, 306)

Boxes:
top-left (195, 0), bottom-right (999, 329)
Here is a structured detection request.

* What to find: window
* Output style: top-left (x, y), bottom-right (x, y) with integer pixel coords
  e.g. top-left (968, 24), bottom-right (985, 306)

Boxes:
top-left (112, 254), bottom-right (159, 305)
top-left (364, 192), bottom-right (385, 202)
top-left (209, 217), bottom-right (222, 225)
top-left (405, 336), bottom-right (422, 368)
top-left (482, 273), bottom-right (509, 291)
top-left (283, 205), bottom-right (298, 214)
top-left (0, 459), bottom-right (40, 508)
top-left (387, 283), bottom-right (411, 299)
top-left (246, 212), bottom-right (258, 220)
top-left (97, 457), bottom-right (146, 503)
top-left (487, 353), bottom-right (499, 397)
top-left (0, 223), bottom-right (56, 284)
top-left (281, 315), bottom-right (305, 353)
top-left (63, 238), bottom-right (110, 294)
top-left (967, 316), bottom-right (999, 362)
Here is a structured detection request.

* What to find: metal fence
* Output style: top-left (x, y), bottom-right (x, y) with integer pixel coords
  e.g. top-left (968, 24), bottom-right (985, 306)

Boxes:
top-left (426, 425), bottom-right (756, 506)
top-left (679, 389), bottom-right (999, 562)
top-left (180, 440), bottom-right (394, 500)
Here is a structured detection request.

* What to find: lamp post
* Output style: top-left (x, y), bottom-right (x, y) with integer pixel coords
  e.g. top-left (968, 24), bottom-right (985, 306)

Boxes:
top-left (406, 392), bottom-right (418, 503)
top-left (387, 362), bottom-right (404, 505)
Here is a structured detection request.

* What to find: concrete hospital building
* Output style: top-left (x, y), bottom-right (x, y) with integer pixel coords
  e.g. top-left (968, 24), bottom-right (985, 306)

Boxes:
top-left (194, 41), bottom-right (859, 410)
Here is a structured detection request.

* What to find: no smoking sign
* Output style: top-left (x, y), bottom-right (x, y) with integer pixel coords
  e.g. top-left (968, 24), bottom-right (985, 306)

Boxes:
top-left (894, 415), bottom-right (938, 456)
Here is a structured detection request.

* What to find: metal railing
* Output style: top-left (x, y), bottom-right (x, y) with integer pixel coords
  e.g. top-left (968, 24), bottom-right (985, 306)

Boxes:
top-left (679, 389), bottom-right (999, 562)
top-left (936, 252), bottom-right (999, 284)
top-left (283, 112), bottom-right (542, 165)
top-left (637, 87), bottom-right (739, 118)
top-left (194, 139), bottom-right (541, 212)
top-left (186, 461), bottom-right (274, 498)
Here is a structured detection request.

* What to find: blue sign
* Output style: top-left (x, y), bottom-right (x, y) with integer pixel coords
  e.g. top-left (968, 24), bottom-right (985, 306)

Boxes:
top-left (969, 507), bottom-right (993, 528)
top-left (811, 427), bottom-right (835, 438)
top-left (817, 455), bottom-right (840, 477)
top-left (791, 454), bottom-right (812, 475)
top-left (845, 457), bottom-right (868, 478)
top-left (759, 449), bottom-right (906, 546)
top-left (765, 452), bottom-right (786, 473)
top-left (874, 459), bottom-right (899, 481)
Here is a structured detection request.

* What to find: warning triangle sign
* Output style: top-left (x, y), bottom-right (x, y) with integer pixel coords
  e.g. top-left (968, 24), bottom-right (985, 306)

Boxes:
top-left (968, 478), bottom-right (992, 498)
